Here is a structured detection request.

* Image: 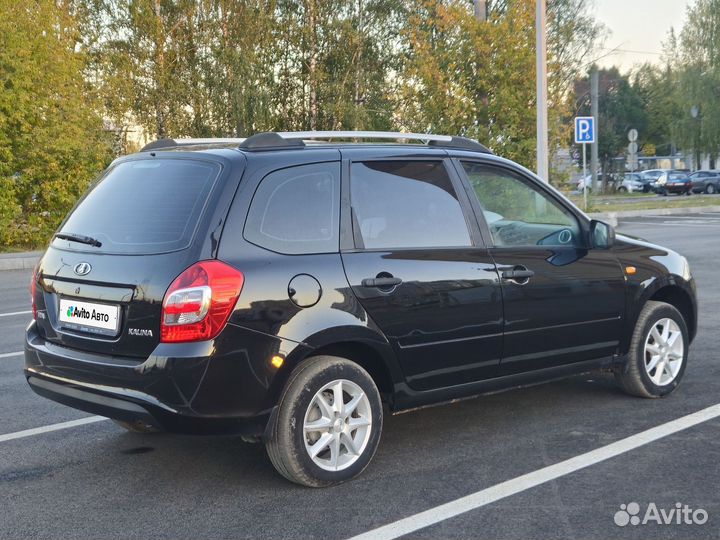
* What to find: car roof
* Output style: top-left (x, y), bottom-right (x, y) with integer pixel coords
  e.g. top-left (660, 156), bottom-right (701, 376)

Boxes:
top-left (137, 131), bottom-right (494, 157)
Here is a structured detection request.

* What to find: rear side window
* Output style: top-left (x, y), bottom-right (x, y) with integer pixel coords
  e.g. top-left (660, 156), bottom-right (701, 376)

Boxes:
top-left (244, 162), bottom-right (340, 254)
top-left (350, 160), bottom-right (471, 249)
top-left (54, 158), bottom-right (220, 254)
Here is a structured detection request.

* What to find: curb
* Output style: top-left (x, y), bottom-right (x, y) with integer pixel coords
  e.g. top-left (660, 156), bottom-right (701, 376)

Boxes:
top-left (0, 252), bottom-right (42, 272)
top-left (588, 205), bottom-right (720, 227)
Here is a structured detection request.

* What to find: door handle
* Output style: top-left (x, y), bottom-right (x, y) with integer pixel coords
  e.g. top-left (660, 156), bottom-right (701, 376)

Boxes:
top-left (501, 269), bottom-right (534, 280)
top-left (361, 276), bottom-right (403, 288)
top-left (500, 266), bottom-right (534, 283)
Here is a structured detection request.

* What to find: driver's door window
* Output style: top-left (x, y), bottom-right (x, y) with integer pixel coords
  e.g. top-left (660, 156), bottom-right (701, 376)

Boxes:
top-left (461, 162), bottom-right (582, 248)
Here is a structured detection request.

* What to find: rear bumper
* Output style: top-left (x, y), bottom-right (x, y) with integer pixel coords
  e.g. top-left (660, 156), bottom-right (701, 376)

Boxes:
top-left (23, 322), bottom-right (295, 436)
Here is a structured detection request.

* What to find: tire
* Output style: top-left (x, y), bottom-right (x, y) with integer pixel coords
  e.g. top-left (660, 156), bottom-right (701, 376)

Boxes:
top-left (615, 301), bottom-right (689, 398)
top-left (265, 355), bottom-right (383, 487)
top-left (706, 184), bottom-right (717, 195)
top-left (112, 419), bottom-right (161, 433)
top-left (617, 186), bottom-right (627, 193)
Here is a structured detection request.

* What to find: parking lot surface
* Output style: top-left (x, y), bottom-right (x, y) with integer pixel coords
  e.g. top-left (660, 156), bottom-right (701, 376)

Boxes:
top-left (1, 213), bottom-right (719, 540)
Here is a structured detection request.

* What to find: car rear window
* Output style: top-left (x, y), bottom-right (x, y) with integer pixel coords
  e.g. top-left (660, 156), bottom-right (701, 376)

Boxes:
top-left (53, 158), bottom-right (220, 254)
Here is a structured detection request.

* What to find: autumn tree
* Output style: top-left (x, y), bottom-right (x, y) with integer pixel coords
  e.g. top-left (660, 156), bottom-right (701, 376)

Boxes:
top-left (671, 0), bottom-right (720, 168)
top-left (0, 0), bottom-right (112, 247)
top-left (397, 0), bottom-right (602, 173)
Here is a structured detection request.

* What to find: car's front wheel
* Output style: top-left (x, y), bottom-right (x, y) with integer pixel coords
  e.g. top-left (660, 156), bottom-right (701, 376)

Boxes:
top-left (266, 355), bottom-right (383, 487)
top-left (706, 184), bottom-right (717, 194)
top-left (615, 301), bottom-right (688, 398)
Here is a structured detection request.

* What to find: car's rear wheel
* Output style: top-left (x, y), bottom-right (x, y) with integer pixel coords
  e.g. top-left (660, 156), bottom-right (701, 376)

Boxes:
top-left (706, 184), bottom-right (717, 194)
top-left (617, 186), bottom-right (627, 193)
top-left (266, 355), bottom-right (383, 487)
top-left (615, 301), bottom-right (688, 398)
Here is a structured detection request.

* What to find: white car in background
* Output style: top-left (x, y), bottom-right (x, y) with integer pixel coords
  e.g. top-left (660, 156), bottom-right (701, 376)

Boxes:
top-left (616, 173), bottom-right (645, 193)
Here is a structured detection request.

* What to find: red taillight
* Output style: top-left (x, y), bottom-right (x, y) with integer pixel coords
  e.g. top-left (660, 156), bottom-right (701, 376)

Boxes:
top-left (30, 265), bottom-right (38, 320)
top-left (160, 261), bottom-right (244, 343)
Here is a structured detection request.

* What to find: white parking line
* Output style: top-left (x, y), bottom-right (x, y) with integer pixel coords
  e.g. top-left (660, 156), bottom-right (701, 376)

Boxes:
top-left (0, 351), bottom-right (23, 359)
top-left (348, 403), bottom-right (720, 540)
top-left (0, 310), bottom-right (32, 318)
top-left (0, 416), bottom-right (107, 444)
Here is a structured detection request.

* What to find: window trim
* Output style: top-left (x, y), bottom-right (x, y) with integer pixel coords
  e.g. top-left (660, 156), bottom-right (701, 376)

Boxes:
top-left (452, 158), bottom-right (592, 250)
top-left (242, 161), bottom-right (341, 256)
top-left (343, 156), bottom-right (484, 252)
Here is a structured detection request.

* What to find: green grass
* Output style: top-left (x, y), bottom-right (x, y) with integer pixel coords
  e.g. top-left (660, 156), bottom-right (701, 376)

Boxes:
top-left (567, 194), bottom-right (720, 213)
top-left (0, 245), bottom-right (34, 254)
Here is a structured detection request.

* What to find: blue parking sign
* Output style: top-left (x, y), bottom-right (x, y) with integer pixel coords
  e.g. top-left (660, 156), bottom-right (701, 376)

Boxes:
top-left (574, 116), bottom-right (595, 144)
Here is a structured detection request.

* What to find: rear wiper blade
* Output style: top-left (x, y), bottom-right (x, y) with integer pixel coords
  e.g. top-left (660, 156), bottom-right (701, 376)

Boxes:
top-left (53, 232), bottom-right (102, 248)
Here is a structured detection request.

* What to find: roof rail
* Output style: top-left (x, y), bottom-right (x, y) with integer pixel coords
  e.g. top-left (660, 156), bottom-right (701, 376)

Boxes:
top-left (140, 131), bottom-right (493, 154)
top-left (273, 131), bottom-right (493, 154)
top-left (140, 138), bottom-right (246, 152)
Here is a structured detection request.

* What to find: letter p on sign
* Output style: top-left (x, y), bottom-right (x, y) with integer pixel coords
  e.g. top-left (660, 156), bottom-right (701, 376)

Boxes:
top-left (575, 116), bottom-right (595, 144)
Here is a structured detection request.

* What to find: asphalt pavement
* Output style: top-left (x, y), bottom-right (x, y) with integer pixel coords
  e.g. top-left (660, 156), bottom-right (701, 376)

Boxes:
top-left (1, 213), bottom-right (719, 540)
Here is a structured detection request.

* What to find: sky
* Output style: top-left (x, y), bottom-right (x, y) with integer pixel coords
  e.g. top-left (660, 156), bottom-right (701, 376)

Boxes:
top-left (592, 0), bottom-right (694, 72)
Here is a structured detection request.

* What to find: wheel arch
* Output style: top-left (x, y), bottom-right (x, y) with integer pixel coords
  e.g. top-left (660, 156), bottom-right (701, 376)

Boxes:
top-left (624, 282), bottom-right (696, 355)
top-left (648, 285), bottom-right (696, 342)
top-left (268, 327), bottom-right (404, 410)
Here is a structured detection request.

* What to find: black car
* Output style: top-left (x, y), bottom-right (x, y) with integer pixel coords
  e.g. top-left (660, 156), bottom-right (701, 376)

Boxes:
top-left (689, 170), bottom-right (720, 194)
top-left (26, 131), bottom-right (697, 487)
top-left (653, 171), bottom-right (693, 196)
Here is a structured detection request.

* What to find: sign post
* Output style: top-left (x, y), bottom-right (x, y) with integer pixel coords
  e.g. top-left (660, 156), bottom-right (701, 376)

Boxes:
top-left (627, 129), bottom-right (638, 173)
top-left (575, 116), bottom-right (596, 211)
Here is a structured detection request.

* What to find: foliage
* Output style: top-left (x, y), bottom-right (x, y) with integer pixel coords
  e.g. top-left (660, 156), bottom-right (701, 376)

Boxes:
top-left (0, 0), bottom-right (112, 248)
top-left (669, 0), bottom-right (720, 167)
top-left (2, 0), bottom-right (606, 249)
top-left (398, 0), bottom-right (602, 170)
top-left (569, 0), bottom-right (720, 173)
top-left (574, 67), bottom-right (646, 170)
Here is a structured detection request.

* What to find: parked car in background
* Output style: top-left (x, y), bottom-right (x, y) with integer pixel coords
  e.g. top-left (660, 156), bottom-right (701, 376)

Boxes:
top-left (617, 173), bottom-right (645, 193)
top-left (689, 170), bottom-right (720, 194)
top-left (653, 171), bottom-right (693, 196)
top-left (576, 173), bottom-right (616, 193)
top-left (638, 169), bottom-right (668, 192)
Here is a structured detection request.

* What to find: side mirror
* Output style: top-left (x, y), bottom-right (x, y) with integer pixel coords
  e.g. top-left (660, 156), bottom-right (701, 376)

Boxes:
top-left (590, 220), bottom-right (615, 249)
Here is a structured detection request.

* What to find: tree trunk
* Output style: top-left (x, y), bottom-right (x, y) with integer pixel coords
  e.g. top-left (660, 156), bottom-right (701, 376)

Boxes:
top-left (354, 0), bottom-right (363, 130)
top-left (153, 0), bottom-right (166, 139)
top-left (308, 0), bottom-right (318, 130)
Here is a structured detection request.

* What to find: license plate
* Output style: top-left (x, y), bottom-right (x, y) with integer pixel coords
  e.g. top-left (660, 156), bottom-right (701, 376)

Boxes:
top-left (58, 298), bottom-right (120, 336)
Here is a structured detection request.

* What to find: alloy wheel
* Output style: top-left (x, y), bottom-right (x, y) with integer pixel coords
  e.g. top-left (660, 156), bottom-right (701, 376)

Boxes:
top-left (643, 318), bottom-right (684, 386)
top-left (303, 379), bottom-right (372, 471)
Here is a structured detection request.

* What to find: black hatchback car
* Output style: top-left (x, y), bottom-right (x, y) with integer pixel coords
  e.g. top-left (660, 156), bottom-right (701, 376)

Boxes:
top-left (26, 131), bottom-right (697, 487)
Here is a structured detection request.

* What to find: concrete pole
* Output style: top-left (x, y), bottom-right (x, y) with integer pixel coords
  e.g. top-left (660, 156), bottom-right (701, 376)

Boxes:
top-left (536, 0), bottom-right (549, 183)
top-left (473, 0), bottom-right (487, 21)
top-left (590, 68), bottom-right (599, 192)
